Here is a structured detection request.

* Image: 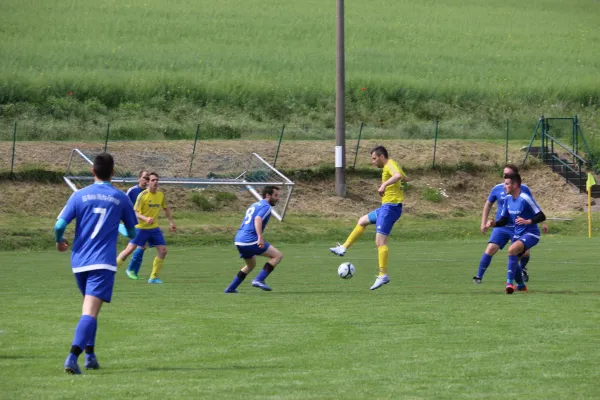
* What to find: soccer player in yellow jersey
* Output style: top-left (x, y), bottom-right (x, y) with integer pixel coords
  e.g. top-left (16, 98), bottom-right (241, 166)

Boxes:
top-left (116, 172), bottom-right (176, 284)
top-left (330, 146), bottom-right (408, 290)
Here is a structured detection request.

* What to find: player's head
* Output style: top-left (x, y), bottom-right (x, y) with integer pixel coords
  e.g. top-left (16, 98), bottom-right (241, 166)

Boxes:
top-left (148, 172), bottom-right (159, 192)
top-left (138, 170), bottom-right (150, 188)
top-left (503, 163), bottom-right (519, 177)
top-left (370, 146), bottom-right (389, 168)
top-left (92, 152), bottom-right (114, 181)
top-left (262, 185), bottom-right (280, 206)
top-left (503, 173), bottom-right (521, 195)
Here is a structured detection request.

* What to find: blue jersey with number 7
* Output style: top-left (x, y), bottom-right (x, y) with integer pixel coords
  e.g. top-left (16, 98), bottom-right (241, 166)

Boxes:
top-left (57, 182), bottom-right (138, 272)
top-left (234, 199), bottom-right (272, 245)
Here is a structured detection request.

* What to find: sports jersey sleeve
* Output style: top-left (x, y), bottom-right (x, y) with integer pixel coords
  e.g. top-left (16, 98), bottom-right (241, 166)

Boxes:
top-left (255, 203), bottom-right (271, 219)
top-left (487, 187), bottom-right (498, 203)
top-left (522, 194), bottom-right (541, 214)
top-left (160, 193), bottom-right (167, 209)
top-left (57, 193), bottom-right (77, 224)
top-left (133, 191), bottom-right (144, 212)
top-left (121, 195), bottom-right (138, 229)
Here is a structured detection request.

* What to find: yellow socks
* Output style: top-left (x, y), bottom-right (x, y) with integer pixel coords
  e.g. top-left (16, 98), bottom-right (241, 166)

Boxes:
top-left (342, 225), bottom-right (366, 249)
top-left (150, 257), bottom-right (164, 279)
top-left (116, 257), bottom-right (124, 269)
top-left (378, 245), bottom-right (389, 276)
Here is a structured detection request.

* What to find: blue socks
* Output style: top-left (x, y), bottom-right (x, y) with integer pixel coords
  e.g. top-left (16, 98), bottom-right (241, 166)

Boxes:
top-left (254, 263), bottom-right (275, 282)
top-left (225, 271), bottom-right (247, 292)
top-left (476, 253), bottom-right (493, 279)
top-left (128, 248), bottom-right (145, 275)
top-left (506, 255), bottom-right (519, 283)
top-left (520, 255), bottom-right (530, 270)
top-left (71, 315), bottom-right (97, 357)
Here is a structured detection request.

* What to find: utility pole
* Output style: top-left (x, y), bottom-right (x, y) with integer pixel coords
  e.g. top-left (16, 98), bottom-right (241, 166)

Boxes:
top-left (335, 0), bottom-right (346, 197)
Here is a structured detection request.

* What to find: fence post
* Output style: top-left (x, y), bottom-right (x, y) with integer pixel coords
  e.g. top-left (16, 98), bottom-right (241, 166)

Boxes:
top-left (505, 119), bottom-right (509, 163)
top-left (10, 122), bottom-right (17, 176)
top-left (352, 122), bottom-right (364, 170)
top-left (188, 124), bottom-right (200, 176)
top-left (432, 120), bottom-right (439, 168)
top-left (273, 124), bottom-right (285, 168)
top-left (104, 123), bottom-right (110, 152)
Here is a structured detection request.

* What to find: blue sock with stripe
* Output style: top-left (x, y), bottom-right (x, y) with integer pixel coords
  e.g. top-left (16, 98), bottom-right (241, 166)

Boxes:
top-left (253, 263), bottom-right (275, 282)
top-left (507, 255), bottom-right (519, 284)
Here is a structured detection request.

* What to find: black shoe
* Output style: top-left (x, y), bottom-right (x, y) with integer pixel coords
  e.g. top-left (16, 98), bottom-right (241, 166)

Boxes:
top-left (473, 276), bottom-right (482, 284)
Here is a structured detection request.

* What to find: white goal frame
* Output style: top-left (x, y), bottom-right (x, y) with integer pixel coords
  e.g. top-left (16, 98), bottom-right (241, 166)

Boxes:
top-left (63, 149), bottom-right (295, 221)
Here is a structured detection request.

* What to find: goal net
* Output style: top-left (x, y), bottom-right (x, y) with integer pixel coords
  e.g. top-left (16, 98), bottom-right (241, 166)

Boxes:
top-left (63, 149), bottom-right (295, 221)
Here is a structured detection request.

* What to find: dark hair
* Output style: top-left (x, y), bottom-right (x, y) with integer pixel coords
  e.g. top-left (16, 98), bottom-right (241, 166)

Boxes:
top-left (504, 172), bottom-right (521, 186)
top-left (370, 146), bottom-right (388, 158)
top-left (138, 170), bottom-right (149, 178)
top-left (262, 185), bottom-right (280, 198)
top-left (504, 163), bottom-right (519, 174)
top-left (93, 153), bottom-right (114, 181)
top-left (149, 172), bottom-right (159, 179)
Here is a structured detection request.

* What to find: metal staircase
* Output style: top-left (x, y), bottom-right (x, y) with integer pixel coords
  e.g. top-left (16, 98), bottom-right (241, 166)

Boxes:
top-left (522, 116), bottom-right (600, 197)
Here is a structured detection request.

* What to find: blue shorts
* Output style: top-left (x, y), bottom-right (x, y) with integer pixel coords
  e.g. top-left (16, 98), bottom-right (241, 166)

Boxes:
top-left (512, 233), bottom-right (540, 251)
top-left (367, 203), bottom-right (403, 236)
top-left (74, 269), bottom-right (116, 303)
top-left (131, 228), bottom-right (166, 247)
top-left (488, 226), bottom-right (514, 250)
top-left (236, 242), bottom-right (270, 259)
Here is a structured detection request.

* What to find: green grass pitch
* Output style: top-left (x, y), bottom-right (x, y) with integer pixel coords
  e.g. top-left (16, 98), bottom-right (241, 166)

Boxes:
top-left (1, 237), bottom-right (599, 399)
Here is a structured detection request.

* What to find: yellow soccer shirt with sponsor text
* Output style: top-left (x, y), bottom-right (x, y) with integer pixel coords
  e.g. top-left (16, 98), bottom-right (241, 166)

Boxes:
top-left (134, 190), bottom-right (167, 229)
top-left (381, 159), bottom-right (406, 204)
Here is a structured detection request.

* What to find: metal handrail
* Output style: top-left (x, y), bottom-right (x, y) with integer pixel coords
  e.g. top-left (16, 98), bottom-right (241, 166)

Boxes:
top-left (543, 132), bottom-right (587, 164)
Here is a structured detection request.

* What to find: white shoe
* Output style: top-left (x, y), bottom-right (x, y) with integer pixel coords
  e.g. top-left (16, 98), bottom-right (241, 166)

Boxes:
top-left (370, 275), bottom-right (390, 290)
top-left (329, 243), bottom-right (346, 257)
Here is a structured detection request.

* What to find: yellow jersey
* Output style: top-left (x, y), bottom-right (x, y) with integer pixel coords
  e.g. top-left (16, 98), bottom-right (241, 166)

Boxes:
top-left (381, 159), bottom-right (406, 204)
top-left (134, 190), bottom-right (167, 229)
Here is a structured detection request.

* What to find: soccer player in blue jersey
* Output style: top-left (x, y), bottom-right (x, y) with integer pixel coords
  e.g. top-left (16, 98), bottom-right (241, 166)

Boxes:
top-left (473, 164), bottom-right (548, 284)
top-left (55, 153), bottom-right (138, 374)
top-left (117, 172), bottom-right (176, 284)
top-left (486, 173), bottom-right (546, 293)
top-left (329, 146), bottom-right (408, 290)
top-left (118, 170), bottom-right (150, 280)
top-left (224, 185), bottom-right (284, 293)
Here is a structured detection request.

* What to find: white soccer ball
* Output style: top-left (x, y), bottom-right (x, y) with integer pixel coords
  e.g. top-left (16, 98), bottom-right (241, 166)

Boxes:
top-left (338, 262), bottom-right (355, 279)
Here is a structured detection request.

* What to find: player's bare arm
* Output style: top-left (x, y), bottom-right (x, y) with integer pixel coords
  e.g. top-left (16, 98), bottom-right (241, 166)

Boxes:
top-left (164, 207), bottom-right (176, 232)
top-left (254, 216), bottom-right (264, 248)
top-left (481, 200), bottom-right (493, 233)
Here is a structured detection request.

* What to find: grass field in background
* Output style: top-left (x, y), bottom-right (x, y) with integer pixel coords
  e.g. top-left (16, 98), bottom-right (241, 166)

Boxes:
top-left (1, 238), bottom-right (599, 399)
top-left (0, 0), bottom-right (599, 141)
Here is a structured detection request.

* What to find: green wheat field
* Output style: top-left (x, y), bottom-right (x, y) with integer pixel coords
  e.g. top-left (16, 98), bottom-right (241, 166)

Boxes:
top-left (1, 238), bottom-right (599, 399)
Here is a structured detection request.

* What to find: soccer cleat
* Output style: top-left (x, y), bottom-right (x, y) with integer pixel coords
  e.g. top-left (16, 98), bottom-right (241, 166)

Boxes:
top-left (505, 283), bottom-right (515, 294)
top-left (522, 268), bottom-right (529, 283)
top-left (148, 278), bottom-right (163, 284)
top-left (370, 275), bottom-right (390, 290)
top-left (224, 288), bottom-right (239, 294)
top-left (84, 355), bottom-right (100, 370)
top-left (329, 243), bottom-right (346, 257)
top-left (517, 284), bottom-right (528, 292)
top-left (473, 276), bottom-right (482, 284)
top-left (126, 269), bottom-right (139, 280)
top-left (251, 280), bottom-right (272, 291)
top-left (64, 356), bottom-right (82, 375)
